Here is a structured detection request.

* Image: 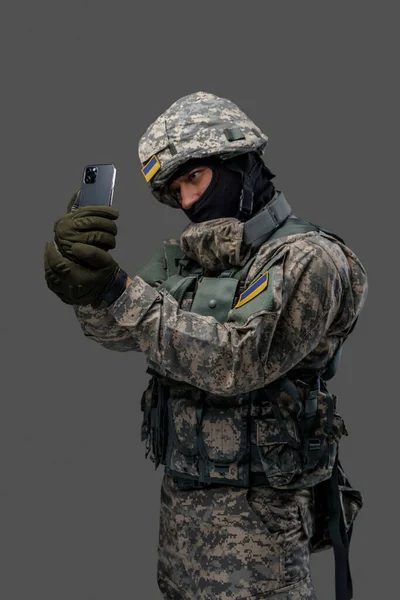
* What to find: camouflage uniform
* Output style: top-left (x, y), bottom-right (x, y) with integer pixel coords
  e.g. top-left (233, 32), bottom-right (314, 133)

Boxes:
top-left (72, 93), bottom-right (368, 599)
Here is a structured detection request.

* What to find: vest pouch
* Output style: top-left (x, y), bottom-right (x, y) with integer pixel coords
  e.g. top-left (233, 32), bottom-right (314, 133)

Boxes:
top-left (190, 276), bottom-right (239, 323)
top-left (253, 416), bottom-right (303, 487)
top-left (310, 462), bottom-right (363, 553)
top-left (293, 389), bottom-right (349, 488)
top-left (166, 388), bottom-right (203, 479)
top-left (251, 381), bottom-right (349, 489)
top-left (166, 389), bottom-right (251, 485)
top-left (198, 397), bottom-right (250, 482)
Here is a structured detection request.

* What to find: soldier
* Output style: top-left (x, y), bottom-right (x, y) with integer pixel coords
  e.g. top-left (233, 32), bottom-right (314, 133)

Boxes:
top-left (44, 92), bottom-right (368, 600)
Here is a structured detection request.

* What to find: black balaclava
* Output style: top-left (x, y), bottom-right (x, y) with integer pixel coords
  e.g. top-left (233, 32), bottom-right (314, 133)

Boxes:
top-left (168, 153), bottom-right (276, 223)
top-left (225, 152), bottom-right (277, 220)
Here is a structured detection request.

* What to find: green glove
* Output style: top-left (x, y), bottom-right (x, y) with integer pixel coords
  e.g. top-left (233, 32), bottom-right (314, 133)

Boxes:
top-left (66, 189), bottom-right (81, 213)
top-left (44, 240), bottom-right (122, 307)
top-left (54, 203), bottom-right (120, 258)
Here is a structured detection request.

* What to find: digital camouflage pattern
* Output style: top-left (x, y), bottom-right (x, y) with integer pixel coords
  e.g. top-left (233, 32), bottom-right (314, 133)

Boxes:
top-left (71, 218), bottom-right (367, 599)
top-left (47, 89), bottom-right (368, 598)
top-left (138, 91), bottom-right (268, 204)
top-left (73, 222), bottom-right (367, 395)
top-left (180, 217), bottom-right (253, 271)
top-left (157, 474), bottom-right (316, 600)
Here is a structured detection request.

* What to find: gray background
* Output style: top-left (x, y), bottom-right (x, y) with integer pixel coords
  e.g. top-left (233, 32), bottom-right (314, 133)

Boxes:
top-left (1, 1), bottom-right (397, 598)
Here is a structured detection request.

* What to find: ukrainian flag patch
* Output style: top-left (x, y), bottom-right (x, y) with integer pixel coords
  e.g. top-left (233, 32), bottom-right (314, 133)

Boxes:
top-left (234, 271), bottom-right (269, 308)
top-left (141, 155), bottom-right (161, 182)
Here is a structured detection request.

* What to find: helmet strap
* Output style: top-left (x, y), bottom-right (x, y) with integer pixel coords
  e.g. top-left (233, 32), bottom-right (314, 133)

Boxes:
top-left (238, 173), bottom-right (254, 220)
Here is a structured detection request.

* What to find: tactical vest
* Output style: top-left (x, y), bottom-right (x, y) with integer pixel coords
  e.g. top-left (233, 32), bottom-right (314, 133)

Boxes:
top-left (138, 194), bottom-right (361, 600)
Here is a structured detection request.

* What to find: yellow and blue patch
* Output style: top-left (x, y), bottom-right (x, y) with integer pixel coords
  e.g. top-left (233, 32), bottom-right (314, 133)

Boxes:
top-left (141, 155), bottom-right (161, 182)
top-left (234, 271), bottom-right (269, 308)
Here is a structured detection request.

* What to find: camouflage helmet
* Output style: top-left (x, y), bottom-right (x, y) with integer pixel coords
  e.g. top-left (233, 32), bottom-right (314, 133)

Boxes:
top-left (138, 91), bottom-right (268, 207)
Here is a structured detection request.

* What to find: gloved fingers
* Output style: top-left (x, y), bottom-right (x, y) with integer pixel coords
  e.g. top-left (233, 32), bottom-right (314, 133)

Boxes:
top-left (70, 206), bottom-right (120, 220)
top-left (44, 241), bottom-right (52, 271)
top-left (71, 215), bottom-right (118, 235)
top-left (45, 266), bottom-right (70, 283)
top-left (83, 231), bottom-right (116, 250)
top-left (44, 243), bottom-right (70, 292)
top-left (67, 189), bottom-right (81, 213)
top-left (45, 240), bottom-right (78, 274)
top-left (45, 270), bottom-right (61, 285)
top-left (68, 283), bottom-right (86, 301)
top-left (56, 230), bottom-right (116, 251)
top-left (68, 242), bottom-right (114, 269)
top-left (44, 240), bottom-right (64, 270)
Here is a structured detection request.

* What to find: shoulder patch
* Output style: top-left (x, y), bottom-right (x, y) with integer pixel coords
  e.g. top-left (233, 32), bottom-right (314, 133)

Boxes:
top-left (141, 155), bottom-right (161, 182)
top-left (234, 271), bottom-right (269, 308)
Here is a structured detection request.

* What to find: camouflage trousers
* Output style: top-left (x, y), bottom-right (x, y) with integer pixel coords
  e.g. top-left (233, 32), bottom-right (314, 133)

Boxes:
top-left (157, 474), bottom-right (317, 600)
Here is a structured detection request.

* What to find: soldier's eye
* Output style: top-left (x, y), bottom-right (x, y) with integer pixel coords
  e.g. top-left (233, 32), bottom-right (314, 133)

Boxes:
top-left (189, 170), bottom-right (202, 181)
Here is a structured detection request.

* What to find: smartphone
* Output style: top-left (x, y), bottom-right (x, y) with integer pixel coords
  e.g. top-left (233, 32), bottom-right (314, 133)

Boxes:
top-left (78, 163), bottom-right (117, 207)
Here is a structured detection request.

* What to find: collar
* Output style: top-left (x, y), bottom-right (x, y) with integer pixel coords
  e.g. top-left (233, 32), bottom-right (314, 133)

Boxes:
top-left (179, 191), bottom-right (291, 272)
top-left (180, 217), bottom-right (252, 272)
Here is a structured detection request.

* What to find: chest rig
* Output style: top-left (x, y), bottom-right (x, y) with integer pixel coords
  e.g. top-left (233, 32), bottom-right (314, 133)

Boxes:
top-left (139, 193), bottom-right (361, 600)
top-left (140, 193), bottom-right (346, 486)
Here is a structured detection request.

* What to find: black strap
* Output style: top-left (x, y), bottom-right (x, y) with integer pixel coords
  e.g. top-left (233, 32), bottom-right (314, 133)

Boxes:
top-left (102, 269), bottom-right (128, 306)
top-left (324, 456), bottom-right (353, 600)
top-left (238, 172), bottom-right (255, 217)
top-left (243, 192), bottom-right (292, 250)
top-left (297, 377), bottom-right (323, 470)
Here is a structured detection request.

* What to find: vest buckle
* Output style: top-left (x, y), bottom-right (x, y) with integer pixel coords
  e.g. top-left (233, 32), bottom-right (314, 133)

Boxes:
top-left (304, 438), bottom-right (322, 469)
top-left (219, 269), bottom-right (236, 278)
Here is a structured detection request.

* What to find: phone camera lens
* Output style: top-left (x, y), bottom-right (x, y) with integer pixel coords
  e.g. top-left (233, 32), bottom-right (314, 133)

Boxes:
top-left (84, 167), bottom-right (97, 184)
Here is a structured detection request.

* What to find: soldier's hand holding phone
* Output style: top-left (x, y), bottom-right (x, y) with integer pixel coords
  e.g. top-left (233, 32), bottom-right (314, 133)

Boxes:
top-left (44, 163), bottom-right (128, 307)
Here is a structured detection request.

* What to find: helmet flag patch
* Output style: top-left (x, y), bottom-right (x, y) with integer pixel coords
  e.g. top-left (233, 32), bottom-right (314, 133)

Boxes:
top-left (142, 155), bottom-right (161, 182)
top-left (234, 271), bottom-right (269, 308)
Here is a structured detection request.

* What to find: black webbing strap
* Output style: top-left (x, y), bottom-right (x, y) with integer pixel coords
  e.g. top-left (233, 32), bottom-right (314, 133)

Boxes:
top-left (324, 456), bottom-right (354, 600)
top-left (298, 377), bottom-right (323, 470)
top-left (243, 192), bottom-right (292, 250)
top-left (238, 173), bottom-right (255, 217)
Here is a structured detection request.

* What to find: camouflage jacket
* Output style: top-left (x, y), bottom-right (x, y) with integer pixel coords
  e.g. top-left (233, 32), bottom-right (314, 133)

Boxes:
top-left (73, 215), bottom-right (368, 489)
